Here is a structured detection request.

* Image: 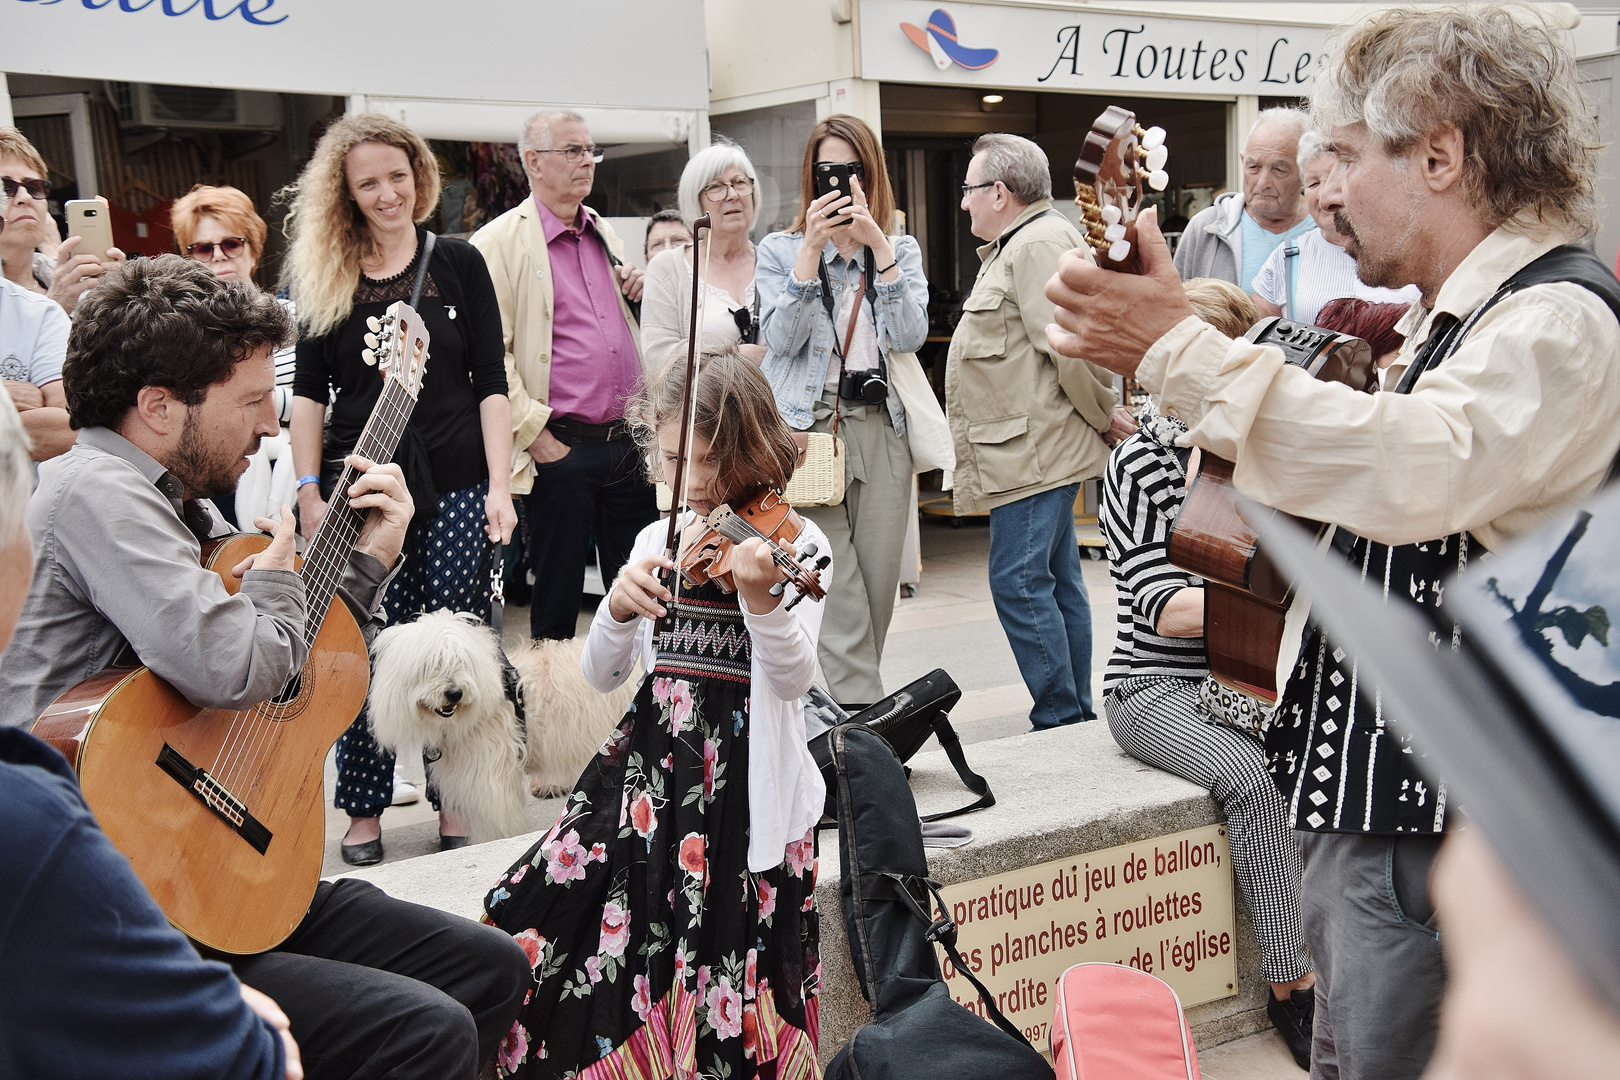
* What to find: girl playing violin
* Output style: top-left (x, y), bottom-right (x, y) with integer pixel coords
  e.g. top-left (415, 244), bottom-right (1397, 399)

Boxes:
top-left (485, 345), bottom-right (831, 1080)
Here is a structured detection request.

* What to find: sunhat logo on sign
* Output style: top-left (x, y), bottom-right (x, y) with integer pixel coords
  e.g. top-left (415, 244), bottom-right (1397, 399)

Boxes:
top-left (900, 8), bottom-right (999, 71)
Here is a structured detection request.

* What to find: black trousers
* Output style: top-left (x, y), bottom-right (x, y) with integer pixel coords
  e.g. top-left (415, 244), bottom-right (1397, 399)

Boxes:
top-left (231, 879), bottom-right (529, 1080)
top-left (525, 433), bottom-right (657, 640)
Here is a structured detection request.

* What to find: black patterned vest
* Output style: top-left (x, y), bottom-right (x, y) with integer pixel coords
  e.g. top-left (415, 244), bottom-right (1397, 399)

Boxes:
top-left (1261, 245), bottom-right (1620, 834)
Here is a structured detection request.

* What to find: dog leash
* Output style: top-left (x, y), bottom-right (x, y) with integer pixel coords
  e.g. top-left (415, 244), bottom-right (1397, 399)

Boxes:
top-left (487, 540), bottom-right (528, 737)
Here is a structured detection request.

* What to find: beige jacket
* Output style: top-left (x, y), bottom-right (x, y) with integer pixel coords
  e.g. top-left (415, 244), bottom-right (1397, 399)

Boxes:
top-left (469, 197), bottom-right (643, 495)
top-left (945, 200), bottom-right (1117, 515)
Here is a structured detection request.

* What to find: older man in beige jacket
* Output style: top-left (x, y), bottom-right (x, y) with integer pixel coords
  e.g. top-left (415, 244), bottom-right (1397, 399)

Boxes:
top-left (947, 133), bottom-right (1132, 730)
top-left (471, 110), bottom-right (654, 640)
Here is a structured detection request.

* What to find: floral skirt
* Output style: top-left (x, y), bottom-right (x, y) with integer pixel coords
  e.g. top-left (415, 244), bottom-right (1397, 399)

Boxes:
top-left (484, 584), bottom-right (821, 1080)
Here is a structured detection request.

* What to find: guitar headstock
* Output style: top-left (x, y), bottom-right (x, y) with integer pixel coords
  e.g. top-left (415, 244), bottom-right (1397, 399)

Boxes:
top-left (1073, 106), bottom-right (1169, 275)
top-left (361, 300), bottom-right (431, 400)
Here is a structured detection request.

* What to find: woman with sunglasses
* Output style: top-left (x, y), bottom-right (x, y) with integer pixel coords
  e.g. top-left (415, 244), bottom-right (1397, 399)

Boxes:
top-left (282, 114), bottom-right (516, 863)
top-left (641, 140), bottom-right (766, 372)
top-left (755, 114), bottom-right (929, 706)
top-left (0, 129), bottom-right (124, 316)
top-left (170, 185), bottom-right (297, 464)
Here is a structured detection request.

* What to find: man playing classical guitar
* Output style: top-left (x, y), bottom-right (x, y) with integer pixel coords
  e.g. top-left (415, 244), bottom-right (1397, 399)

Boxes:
top-left (1046, 8), bottom-right (1620, 1080)
top-left (0, 257), bottom-right (528, 1079)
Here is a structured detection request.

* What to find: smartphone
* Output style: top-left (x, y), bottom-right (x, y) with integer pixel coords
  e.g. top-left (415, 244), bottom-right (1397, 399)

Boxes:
top-left (65, 199), bottom-right (116, 258)
top-left (813, 162), bottom-right (856, 222)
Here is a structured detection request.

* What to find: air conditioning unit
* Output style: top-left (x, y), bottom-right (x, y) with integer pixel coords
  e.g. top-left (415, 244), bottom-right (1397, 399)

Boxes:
top-left (108, 82), bottom-right (282, 132)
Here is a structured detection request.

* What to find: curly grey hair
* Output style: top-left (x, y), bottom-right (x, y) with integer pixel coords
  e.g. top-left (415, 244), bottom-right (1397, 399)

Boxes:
top-left (971, 133), bottom-right (1051, 205)
top-left (1310, 4), bottom-right (1599, 234)
top-left (677, 139), bottom-right (759, 230)
top-left (1296, 129), bottom-right (1331, 175)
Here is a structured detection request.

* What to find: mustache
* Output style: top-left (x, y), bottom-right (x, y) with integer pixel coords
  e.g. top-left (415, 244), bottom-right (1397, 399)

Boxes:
top-left (1333, 212), bottom-right (1358, 242)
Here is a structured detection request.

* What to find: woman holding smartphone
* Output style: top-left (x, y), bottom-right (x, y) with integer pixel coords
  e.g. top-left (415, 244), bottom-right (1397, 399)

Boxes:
top-left (755, 114), bottom-right (929, 706)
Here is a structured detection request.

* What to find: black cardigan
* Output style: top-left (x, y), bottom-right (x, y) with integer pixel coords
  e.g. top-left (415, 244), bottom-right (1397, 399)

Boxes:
top-left (293, 228), bottom-right (507, 496)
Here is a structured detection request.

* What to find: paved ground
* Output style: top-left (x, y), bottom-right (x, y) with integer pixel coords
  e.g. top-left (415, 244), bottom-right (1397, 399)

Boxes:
top-left (318, 514), bottom-right (1300, 1077)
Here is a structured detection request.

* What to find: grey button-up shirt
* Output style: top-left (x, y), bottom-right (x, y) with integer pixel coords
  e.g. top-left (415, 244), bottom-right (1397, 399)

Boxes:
top-left (0, 426), bottom-right (395, 728)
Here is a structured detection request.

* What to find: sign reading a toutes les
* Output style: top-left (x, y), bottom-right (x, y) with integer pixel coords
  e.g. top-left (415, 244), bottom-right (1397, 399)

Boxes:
top-left (935, 824), bottom-right (1236, 1048)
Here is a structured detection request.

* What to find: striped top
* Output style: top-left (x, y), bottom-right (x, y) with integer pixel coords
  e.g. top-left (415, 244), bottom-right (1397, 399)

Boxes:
top-left (1251, 227), bottom-right (1421, 327)
top-left (1100, 430), bottom-right (1208, 693)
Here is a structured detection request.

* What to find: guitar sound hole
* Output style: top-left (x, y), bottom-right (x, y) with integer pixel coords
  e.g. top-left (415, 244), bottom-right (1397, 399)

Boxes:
top-left (271, 673), bottom-right (303, 705)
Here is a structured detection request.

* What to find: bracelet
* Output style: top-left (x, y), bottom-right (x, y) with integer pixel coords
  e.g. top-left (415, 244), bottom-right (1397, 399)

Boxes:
top-left (874, 259), bottom-right (898, 276)
top-left (296, 475), bottom-right (321, 489)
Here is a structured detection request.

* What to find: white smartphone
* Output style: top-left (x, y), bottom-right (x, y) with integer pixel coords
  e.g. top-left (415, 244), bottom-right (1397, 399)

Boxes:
top-left (65, 199), bottom-right (116, 258)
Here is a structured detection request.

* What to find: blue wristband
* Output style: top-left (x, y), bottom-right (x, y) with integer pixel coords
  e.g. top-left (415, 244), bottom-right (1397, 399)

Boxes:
top-left (296, 475), bottom-right (321, 489)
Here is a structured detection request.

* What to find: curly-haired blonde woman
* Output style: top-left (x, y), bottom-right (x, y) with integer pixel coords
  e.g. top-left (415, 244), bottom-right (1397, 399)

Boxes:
top-left (282, 113), bottom-right (516, 863)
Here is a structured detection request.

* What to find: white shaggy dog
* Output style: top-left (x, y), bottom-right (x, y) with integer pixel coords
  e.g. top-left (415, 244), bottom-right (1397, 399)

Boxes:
top-left (368, 609), bottom-right (636, 842)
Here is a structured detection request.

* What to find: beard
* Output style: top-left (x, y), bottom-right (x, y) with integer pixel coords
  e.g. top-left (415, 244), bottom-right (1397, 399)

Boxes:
top-left (169, 412), bottom-right (259, 501)
top-left (1334, 208), bottom-right (1424, 292)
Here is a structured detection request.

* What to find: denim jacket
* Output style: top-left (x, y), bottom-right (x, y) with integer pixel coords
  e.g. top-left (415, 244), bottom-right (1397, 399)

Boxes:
top-left (755, 230), bottom-right (929, 434)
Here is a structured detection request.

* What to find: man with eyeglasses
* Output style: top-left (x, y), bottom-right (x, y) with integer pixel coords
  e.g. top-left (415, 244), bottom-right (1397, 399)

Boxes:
top-left (471, 110), bottom-right (657, 641)
top-left (947, 133), bottom-right (1132, 732)
top-left (644, 208), bottom-right (692, 263)
top-left (0, 129), bottom-right (74, 462)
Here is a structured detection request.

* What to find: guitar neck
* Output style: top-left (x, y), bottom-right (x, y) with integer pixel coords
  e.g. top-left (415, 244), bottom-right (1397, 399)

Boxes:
top-left (298, 377), bottom-right (417, 645)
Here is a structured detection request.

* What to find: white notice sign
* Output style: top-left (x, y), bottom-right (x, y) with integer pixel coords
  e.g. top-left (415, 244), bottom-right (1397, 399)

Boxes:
top-left (935, 824), bottom-right (1237, 1048)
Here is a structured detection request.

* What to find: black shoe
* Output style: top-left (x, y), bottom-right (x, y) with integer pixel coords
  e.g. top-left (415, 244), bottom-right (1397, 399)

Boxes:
top-left (439, 834), bottom-right (471, 851)
top-left (1267, 986), bottom-right (1315, 1070)
top-left (340, 838), bottom-right (384, 866)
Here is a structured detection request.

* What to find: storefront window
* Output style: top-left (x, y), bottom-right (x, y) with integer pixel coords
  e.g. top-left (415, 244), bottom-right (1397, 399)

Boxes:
top-left (711, 100), bottom-right (817, 238)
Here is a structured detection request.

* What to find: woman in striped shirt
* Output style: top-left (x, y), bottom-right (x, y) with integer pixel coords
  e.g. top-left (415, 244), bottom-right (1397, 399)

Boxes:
top-left (1099, 277), bottom-right (1316, 1070)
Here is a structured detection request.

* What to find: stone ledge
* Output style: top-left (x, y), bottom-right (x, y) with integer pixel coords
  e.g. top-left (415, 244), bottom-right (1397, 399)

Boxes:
top-left (342, 721), bottom-right (1266, 1061)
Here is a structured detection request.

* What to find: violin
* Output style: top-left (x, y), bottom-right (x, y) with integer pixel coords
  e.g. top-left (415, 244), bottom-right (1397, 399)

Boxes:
top-left (677, 488), bottom-right (829, 610)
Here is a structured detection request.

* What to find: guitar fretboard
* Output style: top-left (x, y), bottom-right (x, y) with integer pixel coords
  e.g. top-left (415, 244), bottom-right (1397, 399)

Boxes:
top-left (298, 376), bottom-right (416, 647)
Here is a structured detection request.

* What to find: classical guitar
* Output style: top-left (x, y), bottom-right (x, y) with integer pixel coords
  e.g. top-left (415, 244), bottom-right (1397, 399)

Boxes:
top-left (1167, 321), bottom-right (1376, 699)
top-left (33, 303), bottom-right (429, 954)
top-left (1073, 106), bottom-right (1378, 700)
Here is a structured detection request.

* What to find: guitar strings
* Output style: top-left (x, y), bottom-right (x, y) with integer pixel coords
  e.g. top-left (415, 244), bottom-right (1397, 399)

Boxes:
top-left (212, 349), bottom-right (419, 798)
top-left (222, 385), bottom-right (411, 793)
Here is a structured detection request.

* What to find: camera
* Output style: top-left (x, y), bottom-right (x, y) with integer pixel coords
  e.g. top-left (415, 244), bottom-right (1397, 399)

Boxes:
top-left (839, 368), bottom-right (888, 405)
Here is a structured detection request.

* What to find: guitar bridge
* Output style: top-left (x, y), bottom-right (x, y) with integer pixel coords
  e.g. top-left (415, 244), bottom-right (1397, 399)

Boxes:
top-left (157, 744), bottom-right (273, 854)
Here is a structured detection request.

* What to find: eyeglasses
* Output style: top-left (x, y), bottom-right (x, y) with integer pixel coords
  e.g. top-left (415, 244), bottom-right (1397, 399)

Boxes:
top-left (1, 176), bottom-right (50, 201)
top-left (960, 181), bottom-right (997, 195)
top-left (701, 177), bottom-right (756, 201)
top-left (533, 145), bottom-right (605, 164)
top-left (184, 237), bottom-right (250, 260)
top-left (647, 236), bottom-right (692, 256)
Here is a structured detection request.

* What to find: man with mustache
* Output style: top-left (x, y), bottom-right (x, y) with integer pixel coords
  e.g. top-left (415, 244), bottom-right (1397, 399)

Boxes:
top-left (1045, 7), bottom-right (1620, 1078)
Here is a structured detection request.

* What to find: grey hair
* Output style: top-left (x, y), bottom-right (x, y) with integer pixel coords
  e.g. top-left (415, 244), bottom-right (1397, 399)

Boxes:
top-left (1310, 3), bottom-right (1598, 234)
top-left (677, 139), bottom-right (760, 229)
top-left (1247, 107), bottom-right (1308, 145)
top-left (970, 133), bottom-right (1051, 204)
top-left (519, 110), bottom-right (588, 155)
top-left (0, 392), bottom-right (32, 546)
top-left (1297, 129), bottom-right (1331, 174)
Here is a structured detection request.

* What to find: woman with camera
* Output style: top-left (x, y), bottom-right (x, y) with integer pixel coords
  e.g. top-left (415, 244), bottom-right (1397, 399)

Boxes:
top-left (755, 114), bottom-right (929, 705)
top-left (640, 140), bottom-right (765, 371)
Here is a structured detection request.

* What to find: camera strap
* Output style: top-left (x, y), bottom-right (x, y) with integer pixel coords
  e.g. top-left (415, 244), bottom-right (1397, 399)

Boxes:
top-left (816, 246), bottom-right (871, 436)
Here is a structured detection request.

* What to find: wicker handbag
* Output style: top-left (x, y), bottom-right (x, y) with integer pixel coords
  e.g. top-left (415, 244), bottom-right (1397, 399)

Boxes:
top-left (784, 431), bottom-right (846, 506)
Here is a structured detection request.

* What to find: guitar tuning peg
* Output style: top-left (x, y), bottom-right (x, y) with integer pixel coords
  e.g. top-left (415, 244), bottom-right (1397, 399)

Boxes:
top-left (362, 348), bottom-right (377, 366)
top-left (1103, 222), bottom-right (1127, 243)
top-left (1147, 169), bottom-right (1169, 192)
top-left (1135, 125), bottom-right (1166, 151)
top-left (1099, 204), bottom-right (1123, 226)
top-left (366, 316), bottom-right (382, 333)
top-left (363, 333), bottom-right (380, 351)
top-left (1145, 145), bottom-right (1169, 173)
top-left (1108, 239), bottom-right (1132, 262)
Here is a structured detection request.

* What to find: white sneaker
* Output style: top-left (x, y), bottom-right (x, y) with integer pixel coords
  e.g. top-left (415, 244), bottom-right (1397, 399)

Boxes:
top-left (391, 778), bottom-right (421, 806)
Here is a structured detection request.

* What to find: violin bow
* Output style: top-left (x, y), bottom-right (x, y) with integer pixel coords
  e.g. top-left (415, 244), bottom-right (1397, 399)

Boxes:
top-left (657, 212), bottom-right (713, 640)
